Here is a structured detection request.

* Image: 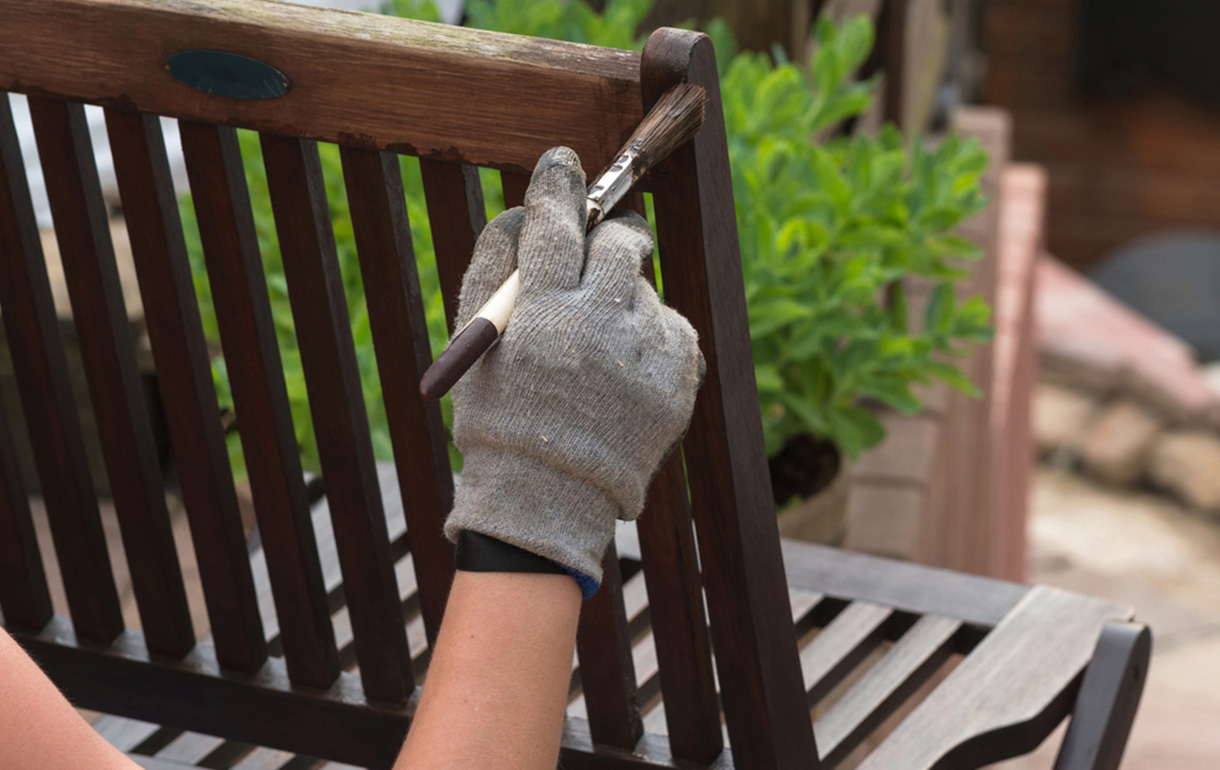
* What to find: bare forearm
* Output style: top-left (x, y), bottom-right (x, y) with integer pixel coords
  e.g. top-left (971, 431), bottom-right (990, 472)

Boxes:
top-left (0, 627), bottom-right (140, 770)
top-left (396, 570), bottom-right (581, 770)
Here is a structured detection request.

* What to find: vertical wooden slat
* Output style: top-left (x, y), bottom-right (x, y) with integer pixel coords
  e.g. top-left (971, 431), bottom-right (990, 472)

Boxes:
top-left (178, 121), bottom-right (339, 688)
top-left (105, 108), bottom-right (267, 673)
top-left (419, 159), bottom-right (485, 334)
top-left (876, 0), bottom-right (910, 128)
top-left (339, 145), bottom-right (453, 648)
top-left (635, 453), bottom-right (722, 763)
top-left (642, 30), bottom-right (821, 769)
top-left (574, 542), bottom-right (643, 750)
top-left (259, 132), bottom-right (412, 704)
top-left (0, 93), bottom-right (122, 644)
top-left (28, 96), bottom-right (195, 658)
top-left (0, 385), bottom-right (53, 631)
top-left (921, 107), bottom-right (1010, 576)
top-left (500, 169), bottom-right (530, 210)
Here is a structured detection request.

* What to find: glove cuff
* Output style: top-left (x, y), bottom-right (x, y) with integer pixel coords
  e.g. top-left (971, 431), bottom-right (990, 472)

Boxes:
top-left (444, 447), bottom-right (620, 593)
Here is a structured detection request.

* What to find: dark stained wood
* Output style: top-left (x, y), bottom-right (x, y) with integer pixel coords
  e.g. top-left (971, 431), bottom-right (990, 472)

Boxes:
top-left (28, 96), bottom-right (195, 658)
top-left (14, 617), bottom-right (730, 770)
top-left (642, 28), bottom-right (820, 769)
top-left (105, 107), bottom-right (267, 674)
top-left (857, 587), bottom-right (1132, 770)
top-left (0, 92), bottom-right (122, 645)
top-left (91, 714), bottom-right (161, 753)
top-left (634, 453), bottom-right (722, 763)
top-left (0, 0), bottom-right (643, 176)
top-left (1053, 622), bottom-right (1152, 770)
top-left (0, 387), bottom-right (52, 631)
top-left (781, 538), bottom-right (1029, 628)
top-left (419, 159), bottom-right (485, 334)
top-left (259, 132), bottom-right (412, 704)
top-left (500, 169), bottom-right (531, 210)
top-left (341, 147), bottom-right (455, 647)
top-left (800, 602), bottom-right (893, 707)
top-left (875, 0), bottom-right (910, 128)
top-left (16, 617), bottom-right (408, 769)
top-left (815, 614), bottom-right (961, 767)
top-left (575, 542), bottom-right (643, 750)
top-left (178, 120), bottom-right (340, 688)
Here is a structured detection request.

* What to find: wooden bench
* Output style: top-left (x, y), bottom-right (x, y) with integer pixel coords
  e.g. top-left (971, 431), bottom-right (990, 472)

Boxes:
top-left (0, 2), bottom-right (1149, 768)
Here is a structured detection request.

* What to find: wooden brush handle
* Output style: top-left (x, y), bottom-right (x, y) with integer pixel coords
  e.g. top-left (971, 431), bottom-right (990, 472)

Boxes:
top-left (419, 270), bottom-right (520, 399)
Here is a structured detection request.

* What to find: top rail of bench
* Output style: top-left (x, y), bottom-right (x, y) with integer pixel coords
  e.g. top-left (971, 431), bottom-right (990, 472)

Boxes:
top-left (0, 0), bottom-right (645, 174)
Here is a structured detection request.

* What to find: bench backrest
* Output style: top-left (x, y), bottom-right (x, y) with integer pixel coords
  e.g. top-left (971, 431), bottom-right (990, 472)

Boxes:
top-left (0, 1), bottom-right (817, 767)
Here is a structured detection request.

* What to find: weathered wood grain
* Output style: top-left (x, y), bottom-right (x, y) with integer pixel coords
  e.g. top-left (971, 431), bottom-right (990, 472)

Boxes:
top-left (0, 0), bottom-right (643, 175)
top-left (800, 602), bottom-right (894, 708)
top-left (815, 614), bottom-right (961, 767)
top-left (781, 538), bottom-right (1028, 628)
top-left (857, 587), bottom-right (1132, 770)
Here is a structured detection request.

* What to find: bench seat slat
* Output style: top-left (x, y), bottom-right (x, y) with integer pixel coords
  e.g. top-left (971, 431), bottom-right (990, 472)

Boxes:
top-left (800, 602), bottom-right (893, 708)
top-left (815, 614), bottom-right (961, 767)
top-left (857, 586), bottom-right (1132, 770)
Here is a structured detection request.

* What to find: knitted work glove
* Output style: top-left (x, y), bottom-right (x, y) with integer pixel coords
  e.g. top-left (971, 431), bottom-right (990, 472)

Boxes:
top-left (443, 146), bottom-right (704, 597)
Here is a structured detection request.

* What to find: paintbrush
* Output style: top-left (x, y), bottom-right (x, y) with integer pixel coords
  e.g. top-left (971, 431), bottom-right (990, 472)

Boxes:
top-left (419, 82), bottom-right (708, 400)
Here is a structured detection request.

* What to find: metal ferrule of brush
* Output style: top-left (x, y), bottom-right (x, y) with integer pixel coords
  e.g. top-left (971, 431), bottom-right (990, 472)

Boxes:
top-left (584, 145), bottom-right (644, 230)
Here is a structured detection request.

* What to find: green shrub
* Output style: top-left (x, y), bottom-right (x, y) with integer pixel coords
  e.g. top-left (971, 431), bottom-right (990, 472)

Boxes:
top-left (724, 18), bottom-right (992, 459)
top-left (180, 1), bottom-right (990, 482)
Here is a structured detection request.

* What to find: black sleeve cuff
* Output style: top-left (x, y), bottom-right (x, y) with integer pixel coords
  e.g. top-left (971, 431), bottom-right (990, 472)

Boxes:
top-left (455, 530), bottom-right (570, 577)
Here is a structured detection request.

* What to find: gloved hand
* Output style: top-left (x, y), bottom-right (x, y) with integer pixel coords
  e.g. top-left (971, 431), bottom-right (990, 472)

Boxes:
top-left (443, 147), bottom-right (704, 597)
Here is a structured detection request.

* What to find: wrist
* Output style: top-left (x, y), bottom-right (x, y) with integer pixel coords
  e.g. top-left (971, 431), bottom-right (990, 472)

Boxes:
top-left (444, 447), bottom-right (619, 593)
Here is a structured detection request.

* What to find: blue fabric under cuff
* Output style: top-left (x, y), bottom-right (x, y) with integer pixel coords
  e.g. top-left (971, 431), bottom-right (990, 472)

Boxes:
top-left (560, 563), bottom-right (600, 600)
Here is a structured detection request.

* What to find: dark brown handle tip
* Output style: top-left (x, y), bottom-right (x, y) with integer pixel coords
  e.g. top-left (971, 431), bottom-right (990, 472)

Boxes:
top-left (420, 317), bottom-right (500, 399)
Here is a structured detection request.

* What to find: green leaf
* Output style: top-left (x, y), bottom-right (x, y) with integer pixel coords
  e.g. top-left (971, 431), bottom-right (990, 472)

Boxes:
top-left (886, 282), bottom-right (908, 333)
top-left (826, 404), bottom-right (885, 459)
top-left (858, 377), bottom-right (921, 414)
top-left (923, 283), bottom-right (955, 332)
top-left (925, 360), bottom-right (981, 397)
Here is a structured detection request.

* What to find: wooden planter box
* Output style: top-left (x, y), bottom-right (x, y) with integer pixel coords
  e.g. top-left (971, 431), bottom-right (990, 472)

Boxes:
top-left (842, 107), bottom-right (1045, 582)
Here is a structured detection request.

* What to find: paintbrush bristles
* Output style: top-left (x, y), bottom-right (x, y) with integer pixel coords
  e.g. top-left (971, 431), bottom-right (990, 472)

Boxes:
top-left (626, 83), bottom-right (707, 167)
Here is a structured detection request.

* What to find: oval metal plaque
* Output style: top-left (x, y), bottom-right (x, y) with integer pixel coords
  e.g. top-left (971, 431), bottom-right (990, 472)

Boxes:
top-left (165, 50), bottom-right (289, 100)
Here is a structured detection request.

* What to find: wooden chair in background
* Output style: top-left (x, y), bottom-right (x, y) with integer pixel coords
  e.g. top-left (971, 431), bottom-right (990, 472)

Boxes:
top-left (0, 1), bottom-right (1148, 768)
